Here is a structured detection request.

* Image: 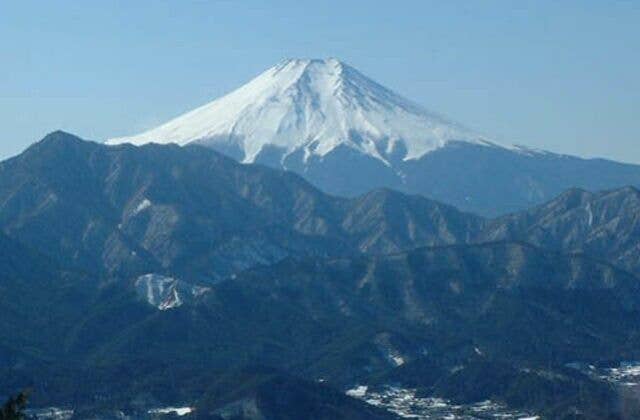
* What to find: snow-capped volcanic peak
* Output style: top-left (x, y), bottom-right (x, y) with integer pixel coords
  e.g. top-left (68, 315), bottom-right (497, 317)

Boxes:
top-left (107, 58), bottom-right (494, 163)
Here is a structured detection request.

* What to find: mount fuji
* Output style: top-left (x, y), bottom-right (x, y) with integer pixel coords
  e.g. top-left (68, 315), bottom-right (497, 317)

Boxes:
top-left (107, 58), bottom-right (640, 215)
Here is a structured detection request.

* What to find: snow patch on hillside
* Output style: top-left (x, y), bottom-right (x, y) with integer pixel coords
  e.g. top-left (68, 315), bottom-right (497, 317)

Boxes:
top-left (148, 407), bottom-right (194, 416)
top-left (134, 198), bottom-right (152, 215)
top-left (346, 386), bottom-right (538, 419)
top-left (135, 274), bottom-right (210, 310)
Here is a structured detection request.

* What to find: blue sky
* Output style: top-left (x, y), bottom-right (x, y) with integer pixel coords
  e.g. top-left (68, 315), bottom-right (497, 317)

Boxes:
top-left (1, 1), bottom-right (639, 162)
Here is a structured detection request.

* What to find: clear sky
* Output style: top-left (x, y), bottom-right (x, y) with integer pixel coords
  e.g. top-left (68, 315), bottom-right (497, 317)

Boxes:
top-left (1, 1), bottom-right (639, 162)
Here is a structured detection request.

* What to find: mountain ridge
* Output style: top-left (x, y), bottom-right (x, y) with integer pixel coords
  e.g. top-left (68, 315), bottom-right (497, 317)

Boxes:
top-left (0, 131), bottom-right (482, 282)
top-left (5, 132), bottom-right (640, 279)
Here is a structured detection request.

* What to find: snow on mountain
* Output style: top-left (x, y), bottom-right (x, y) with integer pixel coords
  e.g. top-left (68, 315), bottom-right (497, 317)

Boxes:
top-left (135, 274), bottom-right (210, 311)
top-left (105, 58), bottom-right (640, 217)
top-left (106, 58), bottom-right (497, 165)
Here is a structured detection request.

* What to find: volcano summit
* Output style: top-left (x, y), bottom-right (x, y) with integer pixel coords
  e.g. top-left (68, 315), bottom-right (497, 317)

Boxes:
top-left (108, 59), bottom-right (640, 215)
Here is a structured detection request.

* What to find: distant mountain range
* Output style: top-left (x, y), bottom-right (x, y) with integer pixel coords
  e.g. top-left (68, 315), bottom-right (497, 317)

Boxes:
top-left (107, 58), bottom-right (640, 216)
top-left (3, 132), bottom-right (640, 418)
